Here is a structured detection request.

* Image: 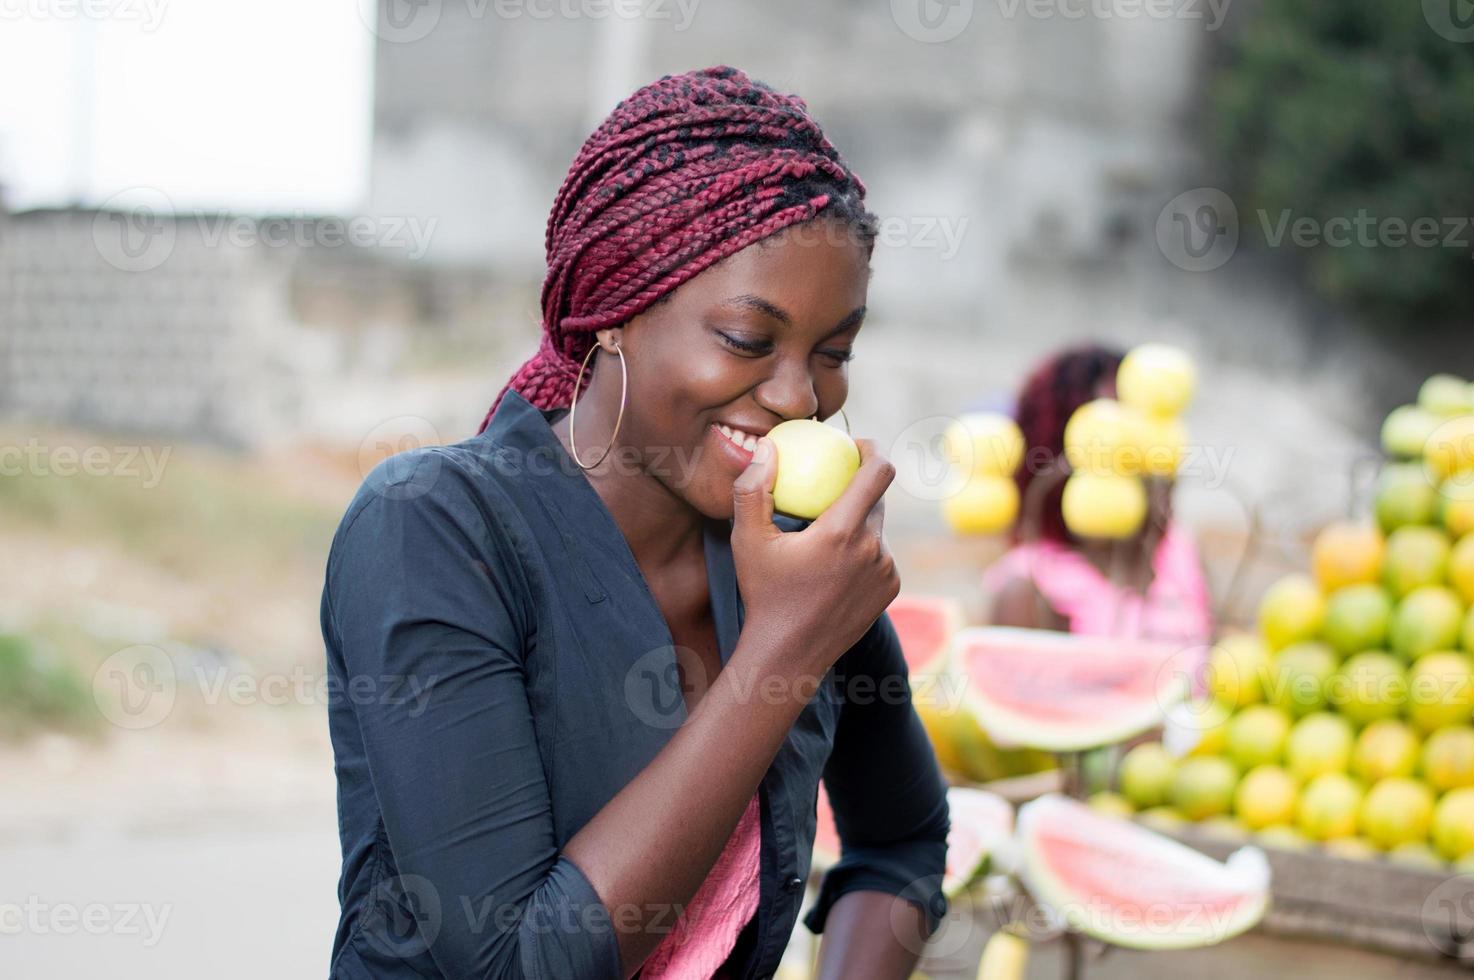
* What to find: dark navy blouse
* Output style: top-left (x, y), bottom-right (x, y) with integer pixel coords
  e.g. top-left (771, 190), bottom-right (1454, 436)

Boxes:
top-left (320, 388), bottom-right (950, 979)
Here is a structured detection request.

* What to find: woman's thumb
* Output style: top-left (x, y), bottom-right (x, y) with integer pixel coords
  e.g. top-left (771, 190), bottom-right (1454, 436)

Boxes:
top-left (731, 437), bottom-right (777, 531)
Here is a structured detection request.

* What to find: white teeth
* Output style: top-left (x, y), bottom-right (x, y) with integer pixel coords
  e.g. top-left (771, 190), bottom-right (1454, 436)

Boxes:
top-left (716, 424), bottom-right (758, 452)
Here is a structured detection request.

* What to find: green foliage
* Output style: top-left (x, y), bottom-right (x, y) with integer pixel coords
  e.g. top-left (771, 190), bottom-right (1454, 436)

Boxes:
top-left (1210, 0), bottom-right (1474, 325)
top-left (0, 633), bottom-right (95, 738)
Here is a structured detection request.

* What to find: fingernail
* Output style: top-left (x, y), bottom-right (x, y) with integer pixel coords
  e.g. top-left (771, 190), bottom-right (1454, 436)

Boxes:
top-left (753, 439), bottom-right (771, 464)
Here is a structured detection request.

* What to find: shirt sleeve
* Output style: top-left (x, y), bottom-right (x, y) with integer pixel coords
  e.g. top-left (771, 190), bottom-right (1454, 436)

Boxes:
top-left (802, 610), bottom-right (952, 938)
top-left (324, 449), bottom-right (623, 980)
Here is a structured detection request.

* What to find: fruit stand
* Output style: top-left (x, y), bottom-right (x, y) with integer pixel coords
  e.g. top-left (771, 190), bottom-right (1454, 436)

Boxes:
top-left (805, 359), bottom-right (1474, 979)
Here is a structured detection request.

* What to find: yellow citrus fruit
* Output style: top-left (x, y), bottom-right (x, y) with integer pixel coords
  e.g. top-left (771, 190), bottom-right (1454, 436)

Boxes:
top-left (1139, 414), bottom-right (1187, 478)
top-left (1424, 414), bottom-right (1474, 479)
top-left (1285, 712), bottom-right (1354, 781)
top-left (1421, 725), bottom-right (1474, 792)
top-left (1407, 651), bottom-right (1474, 734)
top-left (1258, 574), bottom-right (1326, 650)
top-left (1234, 764), bottom-right (1298, 830)
top-left (1207, 634), bottom-right (1271, 708)
top-left (1433, 787), bottom-right (1474, 862)
top-left (943, 412), bottom-right (1025, 478)
top-left (1060, 472), bottom-right (1147, 540)
top-left (1450, 533), bottom-right (1474, 605)
top-left (1382, 405), bottom-right (1441, 458)
top-left (1311, 522), bottom-right (1385, 591)
top-left (1296, 772), bottom-right (1362, 841)
top-left (1117, 342), bottom-right (1196, 417)
top-left (940, 473), bottom-right (1019, 535)
top-left (1442, 474), bottom-right (1474, 540)
top-left (1062, 399), bottom-right (1146, 477)
top-left (1351, 719), bottom-right (1420, 783)
top-left (1359, 777), bottom-right (1436, 849)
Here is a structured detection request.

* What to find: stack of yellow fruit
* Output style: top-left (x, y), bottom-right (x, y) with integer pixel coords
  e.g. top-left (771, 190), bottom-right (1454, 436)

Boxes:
top-left (939, 412), bottom-right (1025, 535)
top-left (1088, 374), bottom-right (1474, 870)
top-left (1061, 343), bottom-right (1194, 540)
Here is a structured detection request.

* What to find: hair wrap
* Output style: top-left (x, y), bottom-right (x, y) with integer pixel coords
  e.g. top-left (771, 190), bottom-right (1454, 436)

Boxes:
top-left (478, 65), bottom-right (869, 432)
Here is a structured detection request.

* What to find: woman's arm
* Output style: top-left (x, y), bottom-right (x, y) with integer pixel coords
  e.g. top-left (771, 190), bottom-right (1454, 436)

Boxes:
top-left (804, 612), bottom-right (951, 980)
top-left (990, 571), bottom-right (1068, 631)
top-left (328, 446), bottom-right (895, 979)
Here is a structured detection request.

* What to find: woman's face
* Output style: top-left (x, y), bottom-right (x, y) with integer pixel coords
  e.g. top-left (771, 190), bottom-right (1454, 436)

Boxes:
top-left (594, 217), bottom-right (871, 520)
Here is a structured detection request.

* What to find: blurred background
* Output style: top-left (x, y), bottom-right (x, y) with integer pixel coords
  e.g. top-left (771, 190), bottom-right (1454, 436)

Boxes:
top-left (3, 0), bottom-right (1473, 976)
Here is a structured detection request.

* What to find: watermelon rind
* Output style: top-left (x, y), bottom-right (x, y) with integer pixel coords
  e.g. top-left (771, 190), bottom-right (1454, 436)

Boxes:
top-left (1016, 794), bottom-right (1270, 951)
top-left (942, 787), bottom-right (1014, 898)
top-left (956, 627), bottom-right (1190, 752)
top-left (889, 594), bottom-right (966, 677)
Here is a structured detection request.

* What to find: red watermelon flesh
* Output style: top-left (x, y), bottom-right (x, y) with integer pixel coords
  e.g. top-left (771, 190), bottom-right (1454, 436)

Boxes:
top-left (1018, 794), bottom-right (1269, 950)
top-left (955, 627), bottom-right (1189, 751)
top-left (887, 595), bottom-right (964, 674)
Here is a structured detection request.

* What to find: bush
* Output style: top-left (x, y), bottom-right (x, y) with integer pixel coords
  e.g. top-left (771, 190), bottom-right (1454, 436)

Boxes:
top-left (1210, 0), bottom-right (1474, 326)
top-left (0, 633), bottom-right (95, 738)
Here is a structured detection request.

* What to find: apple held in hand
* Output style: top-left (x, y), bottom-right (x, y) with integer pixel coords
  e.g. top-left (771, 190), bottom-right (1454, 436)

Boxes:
top-left (767, 419), bottom-right (861, 520)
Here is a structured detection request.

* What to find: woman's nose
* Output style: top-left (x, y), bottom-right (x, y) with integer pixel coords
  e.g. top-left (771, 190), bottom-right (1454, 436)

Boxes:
top-left (756, 362), bottom-right (820, 422)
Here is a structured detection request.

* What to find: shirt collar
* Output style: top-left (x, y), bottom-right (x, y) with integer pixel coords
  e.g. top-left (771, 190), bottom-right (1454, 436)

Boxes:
top-left (478, 387), bottom-right (746, 666)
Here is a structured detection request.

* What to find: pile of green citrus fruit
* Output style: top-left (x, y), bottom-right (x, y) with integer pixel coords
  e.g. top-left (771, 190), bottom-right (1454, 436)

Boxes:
top-left (1089, 374), bottom-right (1474, 870)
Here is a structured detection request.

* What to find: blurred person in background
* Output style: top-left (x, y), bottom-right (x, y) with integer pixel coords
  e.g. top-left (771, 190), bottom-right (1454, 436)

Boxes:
top-left (986, 344), bottom-right (1214, 646)
top-left (320, 66), bottom-right (947, 980)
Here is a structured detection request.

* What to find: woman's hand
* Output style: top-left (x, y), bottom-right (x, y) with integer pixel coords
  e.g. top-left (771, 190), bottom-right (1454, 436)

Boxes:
top-left (730, 435), bottom-right (901, 676)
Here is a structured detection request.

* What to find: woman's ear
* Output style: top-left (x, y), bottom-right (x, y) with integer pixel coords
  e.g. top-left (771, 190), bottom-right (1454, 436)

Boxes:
top-left (596, 327), bottom-right (623, 353)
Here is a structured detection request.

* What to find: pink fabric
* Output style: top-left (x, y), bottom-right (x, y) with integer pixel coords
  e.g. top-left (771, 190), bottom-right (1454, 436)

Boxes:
top-left (640, 791), bottom-right (762, 980)
top-left (983, 520), bottom-right (1214, 649)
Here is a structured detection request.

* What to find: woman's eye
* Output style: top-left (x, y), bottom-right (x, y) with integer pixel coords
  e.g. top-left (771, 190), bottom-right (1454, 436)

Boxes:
top-left (718, 332), bottom-right (771, 355)
top-left (821, 348), bottom-right (855, 364)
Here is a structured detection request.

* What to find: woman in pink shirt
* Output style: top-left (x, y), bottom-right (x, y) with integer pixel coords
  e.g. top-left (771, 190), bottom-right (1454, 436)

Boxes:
top-left (986, 344), bottom-right (1214, 648)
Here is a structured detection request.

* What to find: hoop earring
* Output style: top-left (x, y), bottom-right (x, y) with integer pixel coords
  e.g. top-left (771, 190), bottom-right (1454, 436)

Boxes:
top-left (811, 408), bottom-right (851, 436)
top-left (568, 340), bottom-right (628, 471)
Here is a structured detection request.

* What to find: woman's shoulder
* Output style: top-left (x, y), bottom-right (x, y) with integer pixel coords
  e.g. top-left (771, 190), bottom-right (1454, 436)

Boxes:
top-left (329, 436), bottom-right (533, 578)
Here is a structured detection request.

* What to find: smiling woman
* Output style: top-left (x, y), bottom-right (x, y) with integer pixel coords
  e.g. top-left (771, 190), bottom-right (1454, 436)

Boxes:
top-left (321, 65), bottom-right (949, 980)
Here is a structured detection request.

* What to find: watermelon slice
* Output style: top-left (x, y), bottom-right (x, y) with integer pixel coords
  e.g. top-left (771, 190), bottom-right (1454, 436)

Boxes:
top-left (812, 782), bottom-right (1013, 898)
top-left (955, 627), bottom-right (1190, 751)
top-left (887, 594), bottom-right (964, 675)
top-left (1017, 794), bottom-right (1270, 950)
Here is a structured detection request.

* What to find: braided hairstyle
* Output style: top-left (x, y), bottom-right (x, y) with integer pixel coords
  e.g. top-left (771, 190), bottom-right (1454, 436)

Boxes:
top-left (478, 65), bottom-right (876, 433)
top-left (1012, 344), bottom-right (1125, 544)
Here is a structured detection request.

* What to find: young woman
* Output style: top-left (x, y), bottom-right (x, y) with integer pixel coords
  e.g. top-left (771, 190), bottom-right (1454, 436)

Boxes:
top-left (320, 67), bottom-right (949, 980)
top-left (986, 344), bottom-right (1213, 645)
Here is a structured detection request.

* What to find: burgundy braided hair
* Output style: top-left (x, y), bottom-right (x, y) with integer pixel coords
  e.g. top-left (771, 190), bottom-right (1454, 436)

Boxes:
top-left (477, 65), bottom-right (875, 433)
top-left (1012, 344), bottom-right (1125, 545)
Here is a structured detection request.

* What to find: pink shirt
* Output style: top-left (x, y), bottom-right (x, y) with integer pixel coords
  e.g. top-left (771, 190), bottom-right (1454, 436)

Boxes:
top-left (983, 520), bottom-right (1214, 649)
top-left (639, 791), bottom-right (762, 979)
